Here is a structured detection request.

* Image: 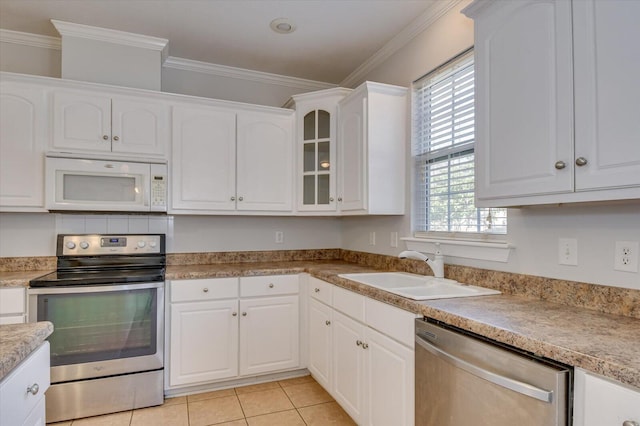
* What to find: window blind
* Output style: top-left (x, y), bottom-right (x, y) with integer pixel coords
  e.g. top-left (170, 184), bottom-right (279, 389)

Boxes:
top-left (413, 50), bottom-right (506, 234)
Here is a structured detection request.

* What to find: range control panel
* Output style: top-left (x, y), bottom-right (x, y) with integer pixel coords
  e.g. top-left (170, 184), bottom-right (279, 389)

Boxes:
top-left (59, 234), bottom-right (164, 256)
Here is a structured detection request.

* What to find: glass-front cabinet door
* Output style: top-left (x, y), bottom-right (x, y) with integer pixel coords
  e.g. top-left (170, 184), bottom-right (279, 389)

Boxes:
top-left (291, 88), bottom-right (351, 212)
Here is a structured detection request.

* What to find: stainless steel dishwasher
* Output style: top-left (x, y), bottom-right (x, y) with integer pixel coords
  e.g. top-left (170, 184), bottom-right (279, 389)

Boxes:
top-left (415, 319), bottom-right (571, 426)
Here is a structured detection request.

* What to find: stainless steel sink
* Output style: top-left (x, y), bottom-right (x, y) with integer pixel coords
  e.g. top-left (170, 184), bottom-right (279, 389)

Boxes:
top-left (338, 272), bottom-right (500, 300)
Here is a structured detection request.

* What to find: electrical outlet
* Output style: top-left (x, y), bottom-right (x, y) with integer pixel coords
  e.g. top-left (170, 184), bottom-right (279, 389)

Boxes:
top-left (390, 232), bottom-right (398, 248)
top-left (369, 231), bottom-right (376, 246)
top-left (558, 238), bottom-right (578, 266)
top-left (275, 231), bottom-right (284, 244)
top-left (614, 241), bottom-right (639, 272)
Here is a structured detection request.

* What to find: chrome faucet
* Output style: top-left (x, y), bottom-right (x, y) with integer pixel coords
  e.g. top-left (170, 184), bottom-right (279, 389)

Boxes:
top-left (398, 247), bottom-right (444, 278)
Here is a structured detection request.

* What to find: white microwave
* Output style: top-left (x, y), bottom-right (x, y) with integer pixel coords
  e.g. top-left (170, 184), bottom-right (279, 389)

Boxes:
top-left (45, 156), bottom-right (167, 212)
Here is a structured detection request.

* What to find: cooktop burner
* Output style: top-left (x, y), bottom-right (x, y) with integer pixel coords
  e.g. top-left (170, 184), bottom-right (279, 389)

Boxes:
top-left (29, 234), bottom-right (166, 288)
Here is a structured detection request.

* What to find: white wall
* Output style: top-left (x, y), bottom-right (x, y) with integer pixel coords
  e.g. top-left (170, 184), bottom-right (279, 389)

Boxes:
top-left (340, 0), bottom-right (640, 290)
top-left (0, 41), bottom-right (60, 78)
top-left (0, 213), bottom-right (341, 257)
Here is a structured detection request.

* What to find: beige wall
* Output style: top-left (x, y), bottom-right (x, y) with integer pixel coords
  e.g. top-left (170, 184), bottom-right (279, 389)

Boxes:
top-left (0, 41), bottom-right (61, 78)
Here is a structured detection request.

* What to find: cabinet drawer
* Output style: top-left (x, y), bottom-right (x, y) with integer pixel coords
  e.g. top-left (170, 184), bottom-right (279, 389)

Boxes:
top-left (365, 298), bottom-right (418, 348)
top-left (0, 287), bottom-right (25, 315)
top-left (309, 277), bottom-right (333, 305)
top-left (240, 275), bottom-right (299, 297)
top-left (333, 286), bottom-right (365, 322)
top-left (0, 341), bottom-right (50, 426)
top-left (170, 278), bottom-right (238, 302)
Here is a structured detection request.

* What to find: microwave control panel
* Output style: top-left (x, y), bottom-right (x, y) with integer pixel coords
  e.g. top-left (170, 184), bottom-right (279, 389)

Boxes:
top-left (151, 174), bottom-right (167, 209)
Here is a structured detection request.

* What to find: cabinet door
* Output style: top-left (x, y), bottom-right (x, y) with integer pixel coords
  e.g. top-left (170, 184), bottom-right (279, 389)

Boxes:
top-left (171, 105), bottom-right (236, 211)
top-left (52, 91), bottom-right (111, 152)
top-left (337, 91), bottom-right (367, 212)
top-left (169, 299), bottom-right (238, 386)
top-left (573, 369), bottom-right (640, 426)
top-left (236, 111), bottom-right (294, 211)
top-left (308, 298), bottom-right (332, 390)
top-left (239, 295), bottom-right (299, 376)
top-left (473, 0), bottom-right (574, 201)
top-left (332, 310), bottom-right (366, 424)
top-left (573, 0), bottom-right (640, 191)
top-left (364, 327), bottom-right (414, 426)
top-left (0, 83), bottom-right (47, 209)
top-left (111, 97), bottom-right (168, 156)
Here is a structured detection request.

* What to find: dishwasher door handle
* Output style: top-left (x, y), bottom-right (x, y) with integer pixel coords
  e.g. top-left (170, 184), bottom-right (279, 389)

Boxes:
top-left (416, 332), bottom-right (554, 403)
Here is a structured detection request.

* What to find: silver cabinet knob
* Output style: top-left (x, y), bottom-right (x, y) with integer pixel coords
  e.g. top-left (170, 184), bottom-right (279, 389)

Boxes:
top-left (269, 283), bottom-right (274, 288)
top-left (232, 312), bottom-right (238, 317)
top-left (242, 312), bottom-right (247, 316)
top-left (623, 421), bottom-right (639, 426)
top-left (26, 383), bottom-right (39, 396)
top-left (113, 136), bottom-right (119, 141)
top-left (337, 197), bottom-right (343, 202)
top-left (362, 343), bottom-right (369, 349)
top-left (554, 161), bottom-right (566, 170)
top-left (102, 135), bottom-right (109, 140)
top-left (329, 197), bottom-right (334, 202)
top-left (203, 288), bottom-right (209, 293)
top-left (356, 340), bottom-right (363, 346)
top-left (314, 288), bottom-right (320, 293)
top-left (325, 320), bottom-right (331, 326)
top-left (238, 196), bottom-right (244, 201)
top-left (575, 157), bottom-right (588, 166)
top-left (230, 196), bottom-right (236, 201)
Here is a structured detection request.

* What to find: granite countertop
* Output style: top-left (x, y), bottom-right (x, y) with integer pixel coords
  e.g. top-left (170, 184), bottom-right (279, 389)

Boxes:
top-left (0, 270), bottom-right (52, 287)
top-left (0, 321), bottom-right (53, 381)
top-left (2, 260), bottom-right (638, 390)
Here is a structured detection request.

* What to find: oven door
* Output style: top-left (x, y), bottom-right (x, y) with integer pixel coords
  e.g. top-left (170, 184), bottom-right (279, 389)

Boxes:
top-left (28, 282), bottom-right (164, 383)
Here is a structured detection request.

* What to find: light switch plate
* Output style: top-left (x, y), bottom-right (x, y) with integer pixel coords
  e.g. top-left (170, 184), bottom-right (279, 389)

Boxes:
top-left (558, 238), bottom-right (578, 266)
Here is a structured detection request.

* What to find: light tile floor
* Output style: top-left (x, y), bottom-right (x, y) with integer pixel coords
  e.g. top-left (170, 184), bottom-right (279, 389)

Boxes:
top-left (48, 375), bottom-right (357, 426)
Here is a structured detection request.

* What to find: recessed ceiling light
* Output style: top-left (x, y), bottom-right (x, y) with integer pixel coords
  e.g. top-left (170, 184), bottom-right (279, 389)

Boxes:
top-left (270, 18), bottom-right (296, 34)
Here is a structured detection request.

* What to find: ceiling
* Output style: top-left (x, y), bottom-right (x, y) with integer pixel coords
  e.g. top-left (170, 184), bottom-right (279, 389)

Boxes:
top-left (0, 0), bottom-right (444, 85)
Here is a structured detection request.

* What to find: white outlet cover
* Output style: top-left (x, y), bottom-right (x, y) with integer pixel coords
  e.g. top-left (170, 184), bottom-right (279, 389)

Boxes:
top-left (614, 241), bottom-right (639, 272)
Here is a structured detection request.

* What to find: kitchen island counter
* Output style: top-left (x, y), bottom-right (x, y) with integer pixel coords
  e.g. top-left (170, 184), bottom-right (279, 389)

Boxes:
top-left (0, 321), bottom-right (53, 381)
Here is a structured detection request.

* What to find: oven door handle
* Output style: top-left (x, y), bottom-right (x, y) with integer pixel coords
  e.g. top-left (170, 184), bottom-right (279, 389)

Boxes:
top-left (416, 331), bottom-right (554, 403)
top-left (28, 281), bottom-right (164, 294)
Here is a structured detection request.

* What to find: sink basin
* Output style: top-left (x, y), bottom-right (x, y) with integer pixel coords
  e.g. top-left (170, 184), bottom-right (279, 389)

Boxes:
top-left (338, 272), bottom-right (501, 301)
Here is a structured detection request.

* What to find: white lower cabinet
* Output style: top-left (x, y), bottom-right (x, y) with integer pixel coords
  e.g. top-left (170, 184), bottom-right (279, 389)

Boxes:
top-left (308, 277), bottom-right (417, 425)
top-left (0, 341), bottom-right (50, 426)
top-left (573, 368), bottom-right (640, 426)
top-left (239, 295), bottom-right (299, 376)
top-left (167, 275), bottom-right (300, 389)
top-left (0, 287), bottom-right (26, 325)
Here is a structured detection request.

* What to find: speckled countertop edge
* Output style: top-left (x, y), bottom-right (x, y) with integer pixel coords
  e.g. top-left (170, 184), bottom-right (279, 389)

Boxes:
top-left (0, 321), bottom-right (53, 381)
top-left (2, 260), bottom-right (638, 389)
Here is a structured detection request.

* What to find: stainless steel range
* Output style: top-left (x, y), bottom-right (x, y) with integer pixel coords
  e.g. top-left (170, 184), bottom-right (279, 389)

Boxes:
top-left (28, 234), bottom-right (165, 423)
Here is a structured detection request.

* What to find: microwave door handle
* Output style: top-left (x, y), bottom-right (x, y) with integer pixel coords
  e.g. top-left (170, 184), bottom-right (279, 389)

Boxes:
top-left (142, 178), bottom-right (150, 207)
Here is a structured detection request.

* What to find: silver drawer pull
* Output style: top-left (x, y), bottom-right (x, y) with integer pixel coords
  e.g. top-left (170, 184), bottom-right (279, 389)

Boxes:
top-left (575, 157), bottom-right (588, 166)
top-left (314, 288), bottom-right (320, 293)
top-left (26, 383), bottom-right (39, 396)
top-left (232, 312), bottom-right (237, 317)
top-left (362, 343), bottom-right (369, 349)
top-left (623, 421), bottom-right (639, 426)
top-left (269, 283), bottom-right (274, 288)
top-left (325, 320), bottom-right (331, 326)
top-left (554, 161), bottom-right (566, 170)
top-left (356, 340), bottom-right (362, 346)
top-left (102, 135), bottom-right (109, 140)
top-left (242, 312), bottom-right (247, 317)
top-left (203, 288), bottom-right (209, 293)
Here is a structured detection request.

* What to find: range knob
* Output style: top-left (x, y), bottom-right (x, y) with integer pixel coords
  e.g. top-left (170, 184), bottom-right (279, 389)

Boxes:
top-left (79, 241), bottom-right (90, 250)
top-left (137, 241), bottom-right (146, 248)
top-left (65, 241), bottom-right (76, 249)
top-left (149, 241), bottom-right (157, 248)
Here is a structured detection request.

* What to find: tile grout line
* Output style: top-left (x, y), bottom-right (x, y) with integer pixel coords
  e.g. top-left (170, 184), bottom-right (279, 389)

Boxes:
top-left (278, 379), bottom-right (310, 425)
top-left (233, 386), bottom-right (249, 425)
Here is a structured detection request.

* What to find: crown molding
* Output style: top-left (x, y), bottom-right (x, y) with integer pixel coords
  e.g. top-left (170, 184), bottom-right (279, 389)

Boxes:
top-left (340, 0), bottom-right (464, 88)
top-left (163, 56), bottom-right (336, 91)
top-left (51, 19), bottom-right (169, 60)
top-left (0, 28), bottom-right (61, 50)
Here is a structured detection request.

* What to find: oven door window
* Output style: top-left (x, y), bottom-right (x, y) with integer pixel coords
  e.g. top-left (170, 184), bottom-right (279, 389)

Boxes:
top-left (38, 288), bottom-right (158, 366)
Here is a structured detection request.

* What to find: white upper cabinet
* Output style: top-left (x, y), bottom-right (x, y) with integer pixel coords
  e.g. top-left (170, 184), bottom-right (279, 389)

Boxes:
top-left (337, 82), bottom-right (407, 215)
top-left (236, 111), bottom-right (294, 212)
top-left (465, 0), bottom-right (640, 206)
top-left (0, 81), bottom-right (48, 211)
top-left (171, 104), bottom-right (237, 211)
top-left (572, 0), bottom-right (640, 192)
top-left (288, 88), bottom-right (352, 213)
top-left (170, 104), bottom-right (294, 214)
top-left (52, 90), bottom-right (169, 157)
